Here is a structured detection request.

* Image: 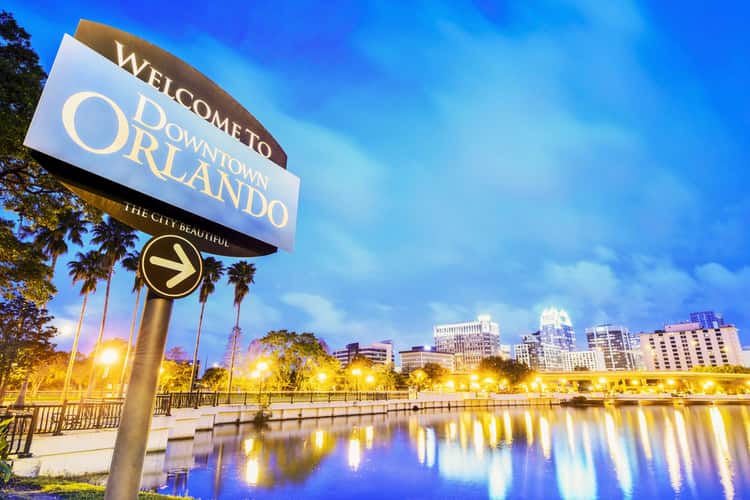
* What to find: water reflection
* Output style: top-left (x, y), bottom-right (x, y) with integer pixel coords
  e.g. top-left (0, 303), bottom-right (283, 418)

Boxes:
top-left (156, 406), bottom-right (750, 499)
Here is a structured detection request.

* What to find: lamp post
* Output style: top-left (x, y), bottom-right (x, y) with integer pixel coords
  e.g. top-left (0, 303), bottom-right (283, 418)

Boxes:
top-left (98, 348), bottom-right (119, 395)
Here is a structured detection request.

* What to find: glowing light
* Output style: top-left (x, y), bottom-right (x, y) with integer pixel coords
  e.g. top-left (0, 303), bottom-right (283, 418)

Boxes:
top-left (245, 458), bottom-right (259, 485)
top-left (446, 380), bottom-right (455, 390)
top-left (98, 348), bottom-right (119, 365)
top-left (667, 379), bottom-right (676, 386)
top-left (598, 377), bottom-right (607, 385)
top-left (470, 374), bottom-right (479, 382)
top-left (489, 417), bottom-right (498, 447)
top-left (352, 368), bottom-right (362, 377)
top-left (317, 372), bottom-right (328, 383)
top-left (257, 361), bottom-right (269, 372)
top-left (674, 410), bottom-right (694, 488)
top-left (630, 380), bottom-right (639, 386)
top-left (365, 374), bottom-right (375, 385)
top-left (448, 422), bottom-right (457, 442)
top-left (417, 427), bottom-right (426, 464)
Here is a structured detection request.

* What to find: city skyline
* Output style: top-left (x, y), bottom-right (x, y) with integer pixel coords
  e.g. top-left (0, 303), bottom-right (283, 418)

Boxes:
top-left (5, 1), bottom-right (750, 365)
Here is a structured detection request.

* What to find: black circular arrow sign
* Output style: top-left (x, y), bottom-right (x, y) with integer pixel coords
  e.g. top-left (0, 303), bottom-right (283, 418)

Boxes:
top-left (140, 235), bottom-right (203, 299)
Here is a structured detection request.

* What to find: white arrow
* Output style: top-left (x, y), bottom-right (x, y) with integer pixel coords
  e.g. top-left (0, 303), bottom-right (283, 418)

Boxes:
top-left (149, 243), bottom-right (197, 288)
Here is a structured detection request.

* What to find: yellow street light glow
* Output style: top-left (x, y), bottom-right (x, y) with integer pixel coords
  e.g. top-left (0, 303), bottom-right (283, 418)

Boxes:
top-left (352, 368), bottom-right (362, 377)
top-left (631, 380), bottom-right (639, 386)
top-left (598, 377), bottom-right (607, 384)
top-left (257, 361), bottom-right (269, 372)
top-left (667, 379), bottom-right (675, 386)
top-left (250, 370), bottom-right (260, 379)
top-left (483, 377), bottom-right (494, 384)
top-left (560, 378), bottom-right (567, 384)
top-left (470, 374), bottom-right (479, 381)
top-left (317, 372), bottom-right (328, 383)
top-left (99, 348), bottom-right (119, 366)
top-left (530, 382), bottom-right (538, 390)
top-left (535, 377), bottom-right (542, 383)
top-left (446, 380), bottom-right (455, 388)
top-left (365, 374), bottom-right (375, 384)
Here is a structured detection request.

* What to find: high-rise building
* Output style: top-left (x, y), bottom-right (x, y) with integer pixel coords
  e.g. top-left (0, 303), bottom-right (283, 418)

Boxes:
top-left (689, 311), bottom-right (725, 329)
top-left (399, 346), bottom-right (455, 374)
top-left (434, 315), bottom-right (500, 371)
top-left (561, 350), bottom-right (606, 372)
top-left (640, 323), bottom-right (742, 371)
top-left (539, 307), bottom-right (576, 351)
top-left (333, 340), bottom-right (395, 367)
top-left (585, 324), bottom-right (636, 371)
top-left (514, 332), bottom-right (563, 371)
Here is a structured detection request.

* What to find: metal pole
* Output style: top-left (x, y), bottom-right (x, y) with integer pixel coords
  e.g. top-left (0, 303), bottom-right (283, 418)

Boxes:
top-left (105, 291), bottom-right (172, 499)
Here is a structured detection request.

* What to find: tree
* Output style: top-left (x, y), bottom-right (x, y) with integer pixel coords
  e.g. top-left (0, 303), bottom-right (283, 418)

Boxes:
top-left (422, 362), bottom-right (448, 385)
top-left (62, 250), bottom-right (106, 400)
top-left (200, 367), bottom-right (227, 391)
top-left (85, 216), bottom-right (136, 398)
top-left (190, 256), bottom-right (224, 390)
top-left (117, 250), bottom-right (144, 397)
top-left (166, 346), bottom-right (189, 362)
top-left (0, 12), bottom-right (82, 305)
top-left (257, 330), bottom-right (339, 390)
top-left (158, 359), bottom-right (192, 392)
top-left (478, 356), bottom-right (534, 386)
top-left (0, 294), bottom-right (57, 402)
top-left (33, 209), bottom-right (88, 270)
top-left (226, 261), bottom-right (256, 393)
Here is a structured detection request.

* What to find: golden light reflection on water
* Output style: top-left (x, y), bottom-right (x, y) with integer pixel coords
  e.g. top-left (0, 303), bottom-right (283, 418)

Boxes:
top-left (604, 411), bottom-right (632, 497)
top-left (348, 436), bottom-right (361, 471)
top-left (663, 412), bottom-right (682, 493)
top-left (637, 408), bottom-right (652, 461)
top-left (218, 406), bottom-right (750, 497)
top-left (710, 407), bottom-right (735, 500)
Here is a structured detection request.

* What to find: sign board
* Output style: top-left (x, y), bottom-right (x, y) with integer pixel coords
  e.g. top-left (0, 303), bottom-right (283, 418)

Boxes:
top-left (24, 30), bottom-right (299, 257)
top-left (140, 234), bottom-right (202, 298)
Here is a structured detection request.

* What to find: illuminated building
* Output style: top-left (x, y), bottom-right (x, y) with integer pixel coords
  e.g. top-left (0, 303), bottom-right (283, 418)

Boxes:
top-left (585, 324), bottom-right (637, 371)
top-left (539, 307), bottom-right (576, 351)
top-left (640, 322), bottom-right (742, 370)
top-left (332, 340), bottom-right (394, 367)
top-left (514, 332), bottom-right (563, 371)
top-left (399, 346), bottom-right (455, 374)
top-left (434, 315), bottom-right (500, 371)
top-left (561, 350), bottom-right (605, 372)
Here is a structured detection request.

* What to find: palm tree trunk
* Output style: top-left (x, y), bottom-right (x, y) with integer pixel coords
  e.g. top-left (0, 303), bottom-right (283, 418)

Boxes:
top-left (117, 285), bottom-right (143, 398)
top-left (226, 302), bottom-right (242, 394)
top-left (62, 292), bottom-right (88, 402)
top-left (86, 266), bottom-right (113, 400)
top-left (190, 301), bottom-right (207, 391)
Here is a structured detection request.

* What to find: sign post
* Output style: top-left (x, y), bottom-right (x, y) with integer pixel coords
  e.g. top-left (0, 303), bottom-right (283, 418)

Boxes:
top-left (23, 20), bottom-right (299, 498)
top-left (105, 291), bottom-right (172, 500)
top-left (105, 234), bottom-right (203, 499)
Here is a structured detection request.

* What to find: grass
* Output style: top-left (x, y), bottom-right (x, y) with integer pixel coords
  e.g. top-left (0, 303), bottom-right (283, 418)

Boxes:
top-left (3, 476), bottom-right (190, 499)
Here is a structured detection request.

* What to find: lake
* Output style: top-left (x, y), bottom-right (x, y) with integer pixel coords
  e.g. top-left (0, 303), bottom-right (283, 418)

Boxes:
top-left (155, 405), bottom-right (750, 499)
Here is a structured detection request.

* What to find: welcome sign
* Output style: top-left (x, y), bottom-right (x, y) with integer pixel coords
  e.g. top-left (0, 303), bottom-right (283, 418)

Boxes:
top-left (25, 35), bottom-right (299, 253)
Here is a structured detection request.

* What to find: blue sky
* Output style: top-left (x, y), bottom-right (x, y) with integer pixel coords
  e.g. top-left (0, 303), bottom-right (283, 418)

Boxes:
top-left (7, 0), bottom-right (750, 365)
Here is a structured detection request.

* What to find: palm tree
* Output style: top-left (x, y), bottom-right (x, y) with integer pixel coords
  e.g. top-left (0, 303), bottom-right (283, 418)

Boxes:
top-left (190, 257), bottom-right (224, 391)
top-left (226, 261), bottom-right (256, 394)
top-left (34, 209), bottom-right (89, 270)
top-left (63, 251), bottom-right (106, 401)
top-left (85, 216), bottom-right (137, 399)
top-left (117, 250), bottom-right (145, 397)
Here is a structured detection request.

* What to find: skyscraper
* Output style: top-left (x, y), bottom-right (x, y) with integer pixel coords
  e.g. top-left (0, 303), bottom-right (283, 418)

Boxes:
top-left (585, 324), bottom-right (636, 371)
top-left (514, 331), bottom-right (563, 371)
top-left (434, 315), bottom-right (500, 371)
top-left (641, 321), bottom-right (741, 370)
top-left (539, 308), bottom-right (576, 351)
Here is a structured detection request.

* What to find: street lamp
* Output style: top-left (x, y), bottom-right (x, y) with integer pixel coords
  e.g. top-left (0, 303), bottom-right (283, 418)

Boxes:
top-left (351, 368), bottom-right (362, 394)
